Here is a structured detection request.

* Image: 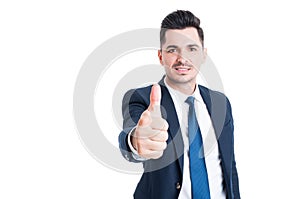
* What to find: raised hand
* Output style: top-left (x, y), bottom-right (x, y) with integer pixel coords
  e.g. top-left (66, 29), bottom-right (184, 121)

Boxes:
top-left (131, 84), bottom-right (169, 159)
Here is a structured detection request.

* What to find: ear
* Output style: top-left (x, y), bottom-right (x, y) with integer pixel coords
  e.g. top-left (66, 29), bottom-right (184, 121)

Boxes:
top-left (158, 50), bottom-right (163, 65)
top-left (202, 48), bottom-right (208, 63)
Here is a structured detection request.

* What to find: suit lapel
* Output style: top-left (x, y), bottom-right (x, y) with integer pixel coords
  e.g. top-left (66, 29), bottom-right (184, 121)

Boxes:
top-left (199, 85), bottom-right (227, 142)
top-left (199, 85), bottom-right (230, 190)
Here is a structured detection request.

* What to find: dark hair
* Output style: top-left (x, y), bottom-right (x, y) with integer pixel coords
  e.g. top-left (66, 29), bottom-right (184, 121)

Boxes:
top-left (160, 10), bottom-right (204, 48)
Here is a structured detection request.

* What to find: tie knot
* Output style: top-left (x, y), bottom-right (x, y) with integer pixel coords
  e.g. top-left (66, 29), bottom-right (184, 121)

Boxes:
top-left (185, 96), bottom-right (195, 106)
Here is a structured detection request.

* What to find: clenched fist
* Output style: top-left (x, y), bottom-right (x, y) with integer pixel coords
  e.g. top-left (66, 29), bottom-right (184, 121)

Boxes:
top-left (131, 84), bottom-right (169, 159)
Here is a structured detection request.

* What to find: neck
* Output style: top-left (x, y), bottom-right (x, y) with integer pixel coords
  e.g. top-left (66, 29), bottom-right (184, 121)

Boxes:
top-left (165, 77), bottom-right (196, 95)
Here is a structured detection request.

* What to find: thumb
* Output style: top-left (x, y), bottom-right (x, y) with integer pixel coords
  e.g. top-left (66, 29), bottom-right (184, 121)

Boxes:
top-left (148, 84), bottom-right (161, 116)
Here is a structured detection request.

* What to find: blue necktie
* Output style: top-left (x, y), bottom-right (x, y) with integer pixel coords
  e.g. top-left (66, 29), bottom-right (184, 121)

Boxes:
top-left (186, 96), bottom-right (211, 199)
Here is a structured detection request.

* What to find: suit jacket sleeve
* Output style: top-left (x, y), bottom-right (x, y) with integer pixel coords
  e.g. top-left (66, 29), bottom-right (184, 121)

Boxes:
top-left (227, 98), bottom-right (241, 198)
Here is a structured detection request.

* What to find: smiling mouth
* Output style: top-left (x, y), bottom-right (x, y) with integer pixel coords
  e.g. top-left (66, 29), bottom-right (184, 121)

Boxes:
top-left (174, 66), bottom-right (191, 72)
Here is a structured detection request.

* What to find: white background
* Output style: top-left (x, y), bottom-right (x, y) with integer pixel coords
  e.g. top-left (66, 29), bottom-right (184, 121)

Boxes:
top-left (1, 0), bottom-right (300, 198)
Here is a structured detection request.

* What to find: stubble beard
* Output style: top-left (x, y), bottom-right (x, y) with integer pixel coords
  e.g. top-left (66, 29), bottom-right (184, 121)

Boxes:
top-left (165, 73), bottom-right (197, 92)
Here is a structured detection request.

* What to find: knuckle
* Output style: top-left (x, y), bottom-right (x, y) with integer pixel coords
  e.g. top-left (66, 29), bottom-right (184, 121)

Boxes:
top-left (153, 150), bottom-right (164, 159)
top-left (151, 152), bottom-right (159, 159)
top-left (163, 120), bottom-right (169, 130)
top-left (156, 151), bottom-right (163, 159)
top-left (162, 131), bottom-right (168, 141)
top-left (162, 142), bottom-right (167, 150)
top-left (158, 142), bottom-right (165, 151)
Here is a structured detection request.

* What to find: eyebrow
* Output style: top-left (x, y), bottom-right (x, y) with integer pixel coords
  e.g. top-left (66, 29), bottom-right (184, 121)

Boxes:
top-left (166, 45), bottom-right (178, 49)
top-left (165, 44), bottom-right (201, 49)
top-left (187, 44), bottom-right (200, 48)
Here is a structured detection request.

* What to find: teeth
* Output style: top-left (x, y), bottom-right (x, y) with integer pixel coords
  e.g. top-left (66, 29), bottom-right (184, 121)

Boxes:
top-left (176, 68), bottom-right (189, 70)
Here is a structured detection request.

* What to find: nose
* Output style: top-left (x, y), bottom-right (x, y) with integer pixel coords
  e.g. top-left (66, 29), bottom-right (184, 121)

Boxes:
top-left (176, 53), bottom-right (188, 65)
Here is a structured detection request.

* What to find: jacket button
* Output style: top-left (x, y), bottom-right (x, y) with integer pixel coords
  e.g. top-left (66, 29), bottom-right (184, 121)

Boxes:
top-left (176, 182), bottom-right (181, 190)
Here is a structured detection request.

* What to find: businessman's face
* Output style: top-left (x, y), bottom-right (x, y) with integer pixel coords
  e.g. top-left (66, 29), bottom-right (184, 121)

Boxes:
top-left (158, 27), bottom-right (206, 92)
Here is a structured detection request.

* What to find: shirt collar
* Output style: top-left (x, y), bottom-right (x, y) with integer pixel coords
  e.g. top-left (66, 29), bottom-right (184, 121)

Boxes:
top-left (193, 84), bottom-right (203, 103)
top-left (163, 77), bottom-right (204, 104)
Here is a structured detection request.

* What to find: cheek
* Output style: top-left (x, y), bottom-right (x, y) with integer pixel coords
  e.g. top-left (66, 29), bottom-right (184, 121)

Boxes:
top-left (162, 55), bottom-right (177, 67)
top-left (190, 55), bottom-right (204, 66)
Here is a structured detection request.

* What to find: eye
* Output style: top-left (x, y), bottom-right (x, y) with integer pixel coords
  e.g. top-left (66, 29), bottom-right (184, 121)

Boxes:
top-left (167, 48), bottom-right (176, 53)
top-left (189, 47), bottom-right (198, 52)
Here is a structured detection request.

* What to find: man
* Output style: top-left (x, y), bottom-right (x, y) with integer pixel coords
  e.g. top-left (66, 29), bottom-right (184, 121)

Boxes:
top-left (119, 10), bottom-right (240, 199)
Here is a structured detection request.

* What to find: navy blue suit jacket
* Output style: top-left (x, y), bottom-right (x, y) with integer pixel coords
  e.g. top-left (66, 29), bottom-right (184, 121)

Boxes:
top-left (119, 77), bottom-right (240, 199)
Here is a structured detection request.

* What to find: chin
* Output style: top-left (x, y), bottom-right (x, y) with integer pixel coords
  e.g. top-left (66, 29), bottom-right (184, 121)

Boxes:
top-left (168, 75), bottom-right (195, 84)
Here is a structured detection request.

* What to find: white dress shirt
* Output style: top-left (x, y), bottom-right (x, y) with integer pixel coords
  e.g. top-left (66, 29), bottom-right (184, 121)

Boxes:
top-left (128, 79), bottom-right (226, 198)
top-left (164, 80), bottom-right (226, 199)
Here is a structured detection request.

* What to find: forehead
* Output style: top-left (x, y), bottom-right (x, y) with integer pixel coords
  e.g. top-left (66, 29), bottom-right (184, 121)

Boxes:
top-left (163, 27), bottom-right (202, 47)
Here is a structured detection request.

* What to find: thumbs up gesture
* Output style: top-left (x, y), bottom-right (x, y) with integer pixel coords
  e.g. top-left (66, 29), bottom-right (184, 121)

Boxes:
top-left (131, 84), bottom-right (169, 159)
